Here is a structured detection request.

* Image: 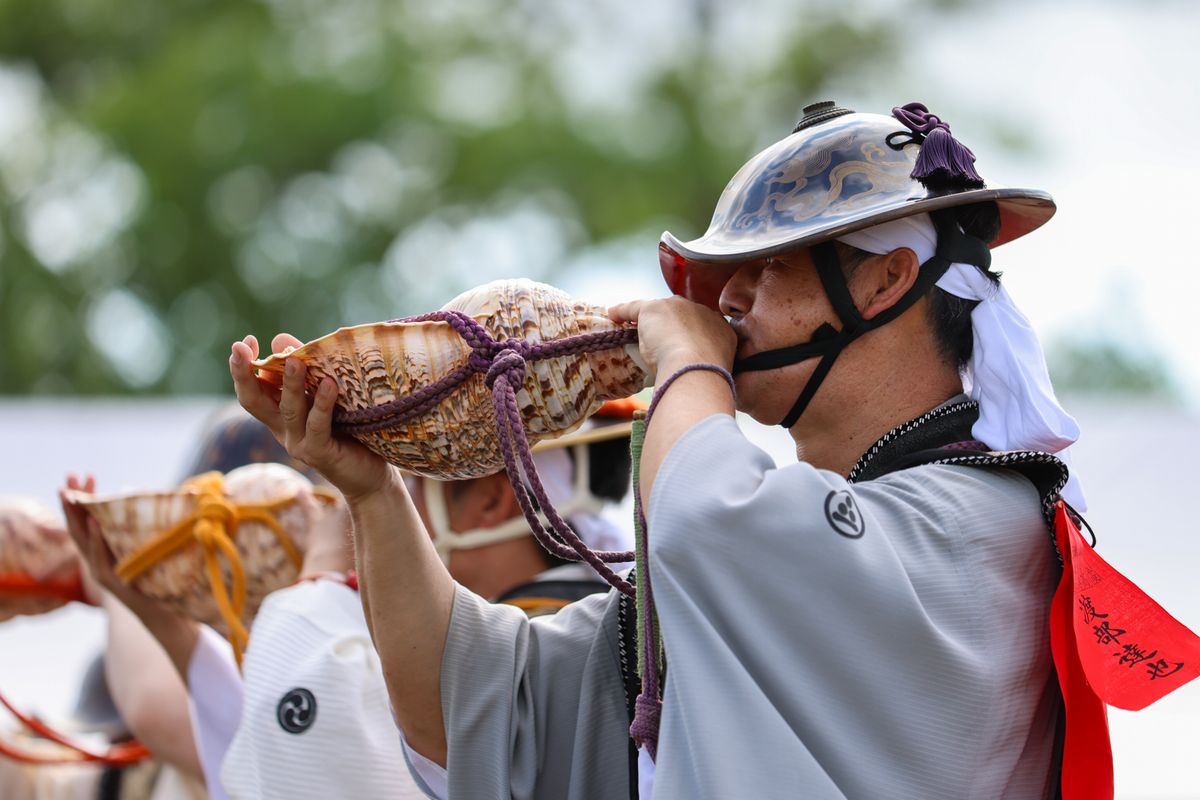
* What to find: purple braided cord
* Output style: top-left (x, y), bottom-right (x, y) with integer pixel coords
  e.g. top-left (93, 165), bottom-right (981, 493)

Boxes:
top-left (490, 371), bottom-right (637, 593)
top-left (332, 306), bottom-right (643, 585)
top-left (337, 365), bottom-right (479, 434)
top-left (334, 309), bottom-right (638, 432)
top-left (629, 363), bottom-right (737, 759)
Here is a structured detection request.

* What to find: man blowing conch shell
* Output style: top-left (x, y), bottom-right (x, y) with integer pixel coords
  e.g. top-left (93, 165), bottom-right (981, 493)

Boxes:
top-left (231, 100), bottom-right (1093, 799)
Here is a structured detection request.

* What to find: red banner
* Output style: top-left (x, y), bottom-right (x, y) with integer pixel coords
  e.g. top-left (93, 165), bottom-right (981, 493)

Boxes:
top-left (1050, 500), bottom-right (1200, 799)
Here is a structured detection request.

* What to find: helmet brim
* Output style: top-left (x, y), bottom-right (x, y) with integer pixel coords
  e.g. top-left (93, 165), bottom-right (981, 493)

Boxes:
top-left (661, 188), bottom-right (1055, 307)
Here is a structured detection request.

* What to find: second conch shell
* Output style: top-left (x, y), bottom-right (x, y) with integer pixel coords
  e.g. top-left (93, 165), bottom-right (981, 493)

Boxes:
top-left (253, 279), bottom-right (650, 479)
top-left (0, 497), bottom-right (82, 621)
top-left (64, 463), bottom-right (324, 633)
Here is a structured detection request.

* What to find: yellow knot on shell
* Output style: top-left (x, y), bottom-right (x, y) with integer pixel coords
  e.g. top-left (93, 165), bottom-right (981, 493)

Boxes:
top-left (114, 472), bottom-right (305, 667)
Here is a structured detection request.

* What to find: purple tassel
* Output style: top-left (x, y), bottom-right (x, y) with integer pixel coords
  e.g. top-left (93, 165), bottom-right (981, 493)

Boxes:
top-left (892, 102), bottom-right (984, 189)
top-left (630, 693), bottom-right (661, 760)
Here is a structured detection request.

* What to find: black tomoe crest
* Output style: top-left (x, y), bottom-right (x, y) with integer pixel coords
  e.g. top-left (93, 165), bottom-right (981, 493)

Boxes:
top-left (277, 688), bottom-right (317, 734)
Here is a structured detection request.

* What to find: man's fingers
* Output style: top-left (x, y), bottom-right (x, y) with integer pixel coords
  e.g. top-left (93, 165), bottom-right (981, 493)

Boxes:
top-left (59, 488), bottom-right (91, 550)
top-left (607, 301), bottom-right (643, 325)
top-left (58, 489), bottom-right (77, 529)
top-left (271, 332), bottom-right (304, 354)
top-left (243, 335), bottom-right (260, 360)
top-left (304, 378), bottom-right (338, 450)
top-left (278, 358), bottom-right (312, 445)
top-left (231, 341), bottom-right (285, 436)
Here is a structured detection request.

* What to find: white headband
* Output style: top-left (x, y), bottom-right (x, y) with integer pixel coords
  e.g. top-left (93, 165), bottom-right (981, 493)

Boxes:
top-left (837, 213), bottom-right (1086, 510)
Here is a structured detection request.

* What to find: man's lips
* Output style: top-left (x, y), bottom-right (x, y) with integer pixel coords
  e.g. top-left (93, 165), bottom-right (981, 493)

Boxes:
top-left (730, 322), bottom-right (755, 361)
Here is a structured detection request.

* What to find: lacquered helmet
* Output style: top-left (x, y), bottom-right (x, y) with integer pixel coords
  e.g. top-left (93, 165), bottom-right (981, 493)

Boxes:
top-left (661, 100), bottom-right (1057, 429)
top-left (660, 101), bottom-right (1055, 309)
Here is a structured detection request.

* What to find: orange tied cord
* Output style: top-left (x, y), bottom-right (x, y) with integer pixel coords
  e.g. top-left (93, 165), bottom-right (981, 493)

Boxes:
top-left (0, 573), bottom-right (91, 606)
top-left (0, 687), bottom-right (150, 766)
top-left (113, 472), bottom-right (305, 667)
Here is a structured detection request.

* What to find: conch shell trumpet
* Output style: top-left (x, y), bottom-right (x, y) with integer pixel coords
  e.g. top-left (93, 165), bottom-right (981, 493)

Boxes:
top-left (253, 279), bottom-right (649, 479)
top-left (64, 464), bottom-right (327, 653)
top-left (0, 497), bottom-right (83, 620)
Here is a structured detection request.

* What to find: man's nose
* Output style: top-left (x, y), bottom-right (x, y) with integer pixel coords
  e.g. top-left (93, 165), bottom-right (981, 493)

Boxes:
top-left (718, 261), bottom-right (763, 318)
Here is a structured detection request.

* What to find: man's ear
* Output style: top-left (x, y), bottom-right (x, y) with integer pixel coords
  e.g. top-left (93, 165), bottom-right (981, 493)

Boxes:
top-left (856, 247), bottom-right (921, 321)
top-left (465, 471), bottom-right (523, 529)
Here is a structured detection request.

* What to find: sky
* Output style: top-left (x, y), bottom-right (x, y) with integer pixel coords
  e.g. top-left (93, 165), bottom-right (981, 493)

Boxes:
top-left (905, 1), bottom-right (1200, 405)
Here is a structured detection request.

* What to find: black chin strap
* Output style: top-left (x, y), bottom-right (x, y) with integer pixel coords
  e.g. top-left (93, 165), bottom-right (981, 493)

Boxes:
top-left (732, 208), bottom-right (992, 428)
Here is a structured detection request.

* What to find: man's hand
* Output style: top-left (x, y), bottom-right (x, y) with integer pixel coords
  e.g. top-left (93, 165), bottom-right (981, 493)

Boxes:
top-left (608, 297), bottom-right (737, 503)
top-left (229, 334), bottom-right (393, 502)
top-left (60, 474), bottom-right (142, 610)
top-left (608, 296), bottom-right (737, 379)
top-left (60, 474), bottom-right (200, 681)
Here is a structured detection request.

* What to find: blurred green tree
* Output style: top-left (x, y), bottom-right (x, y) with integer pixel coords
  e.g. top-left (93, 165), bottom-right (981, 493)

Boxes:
top-left (1047, 338), bottom-right (1176, 399)
top-left (0, 10), bottom-right (1191, 796)
top-left (0, 0), bottom-right (897, 394)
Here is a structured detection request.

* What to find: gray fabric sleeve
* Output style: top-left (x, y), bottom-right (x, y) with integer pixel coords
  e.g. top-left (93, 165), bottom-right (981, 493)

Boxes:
top-left (644, 415), bottom-right (1060, 799)
top-left (437, 583), bottom-right (631, 800)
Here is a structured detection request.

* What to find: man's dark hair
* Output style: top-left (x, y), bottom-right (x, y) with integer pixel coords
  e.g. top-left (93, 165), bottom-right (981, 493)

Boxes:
top-left (834, 201), bottom-right (1002, 371)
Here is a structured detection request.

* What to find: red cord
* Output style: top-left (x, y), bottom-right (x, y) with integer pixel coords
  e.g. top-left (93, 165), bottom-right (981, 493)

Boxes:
top-left (0, 573), bottom-right (92, 606)
top-left (0, 687), bottom-right (150, 766)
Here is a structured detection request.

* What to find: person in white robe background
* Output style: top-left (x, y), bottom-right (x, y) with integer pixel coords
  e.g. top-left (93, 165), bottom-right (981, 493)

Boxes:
top-left (64, 404), bottom-right (638, 799)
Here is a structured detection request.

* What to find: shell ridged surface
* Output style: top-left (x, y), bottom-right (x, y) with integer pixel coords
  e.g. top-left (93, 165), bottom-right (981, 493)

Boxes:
top-left (68, 463), bottom-right (321, 632)
top-left (0, 497), bottom-right (78, 620)
top-left (254, 279), bottom-right (649, 479)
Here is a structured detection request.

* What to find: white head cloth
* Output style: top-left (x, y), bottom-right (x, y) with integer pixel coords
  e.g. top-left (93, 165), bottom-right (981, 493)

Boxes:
top-left (837, 213), bottom-right (1086, 510)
